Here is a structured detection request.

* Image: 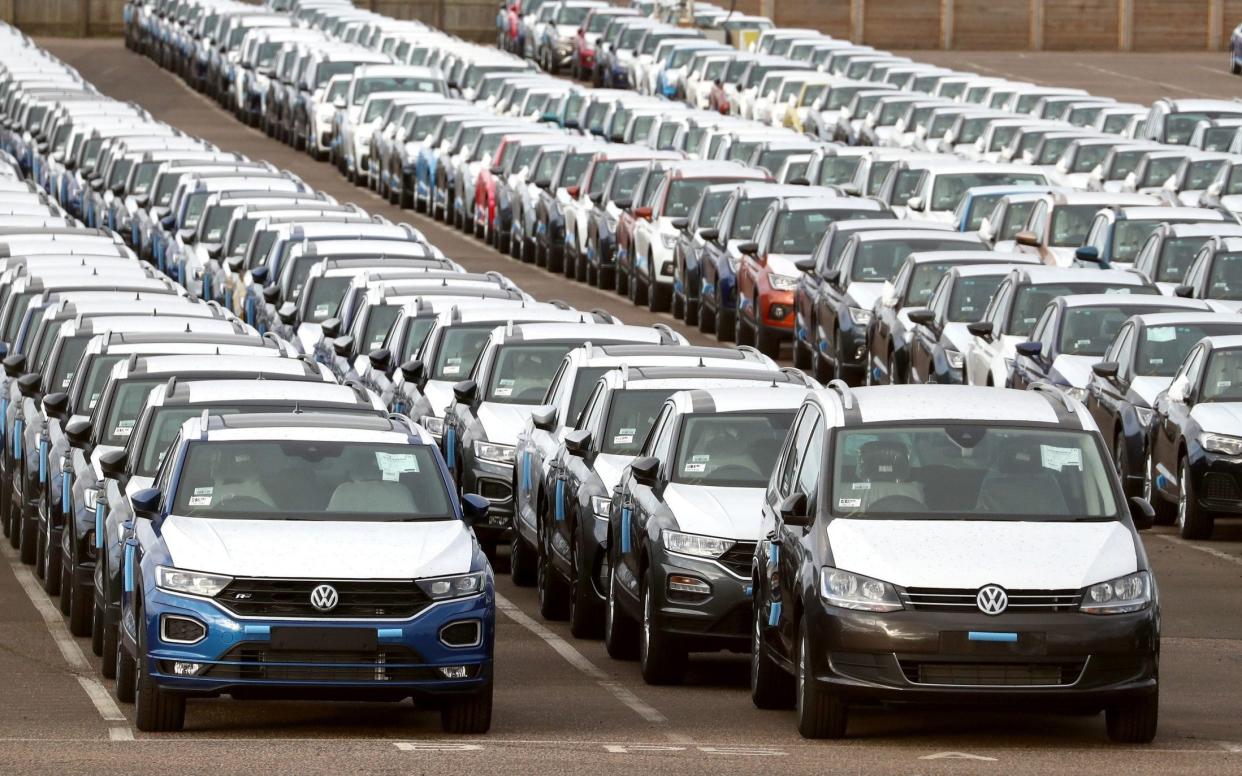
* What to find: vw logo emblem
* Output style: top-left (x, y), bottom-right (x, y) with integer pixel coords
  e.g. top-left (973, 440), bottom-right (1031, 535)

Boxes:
top-left (309, 584), bottom-right (339, 613)
top-left (976, 584), bottom-right (1008, 616)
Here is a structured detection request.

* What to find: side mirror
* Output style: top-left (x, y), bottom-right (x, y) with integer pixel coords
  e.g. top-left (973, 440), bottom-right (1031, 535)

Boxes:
top-left (779, 492), bottom-right (810, 527)
top-left (333, 335), bottom-right (355, 359)
top-left (566, 185), bottom-right (580, 198)
top-left (670, 217), bottom-right (689, 232)
top-left (1173, 284), bottom-right (1194, 299)
top-left (99, 448), bottom-right (127, 480)
top-left (320, 317), bottom-right (341, 340)
top-left (227, 255), bottom-right (245, 273)
top-left (630, 455), bottom-right (660, 488)
top-left (332, 97), bottom-right (346, 109)
top-left (1015, 341), bottom-right (1042, 359)
top-left (261, 285), bottom-right (280, 304)
top-left (176, 227), bottom-right (195, 242)
top-left (130, 487), bottom-right (162, 520)
top-left (368, 348), bottom-right (391, 375)
top-left (400, 358), bottom-right (424, 383)
top-left (967, 320), bottom-right (993, 340)
top-left (42, 392), bottom-right (69, 422)
top-left (1167, 375), bottom-right (1190, 403)
top-left (1075, 245), bottom-right (1103, 266)
top-left (461, 493), bottom-right (489, 525)
top-left (564, 428), bottom-right (592, 458)
top-left (698, 227), bottom-right (719, 243)
top-left (906, 195), bottom-right (924, 211)
top-left (1014, 230), bottom-right (1039, 248)
top-left (250, 265), bottom-right (270, 284)
top-left (633, 205), bottom-right (653, 220)
top-left (277, 301), bottom-right (297, 325)
top-left (535, 177), bottom-right (552, 190)
top-left (906, 308), bottom-right (935, 327)
top-left (794, 257), bottom-right (816, 273)
top-left (1091, 361), bottom-right (1120, 380)
top-left (65, 416), bottom-right (92, 449)
top-left (16, 373), bottom-right (40, 398)
top-left (531, 405), bottom-right (557, 431)
top-left (788, 176), bottom-right (809, 186)
top-left (452, 379), bottom-right (478, 405)
top-left (1128, 496), bottom-right (1155, 530)
top-left (738, 241), bottom-right (759, 256)
top-left (2, 353), bottom-right (26, 378)
top-left (822, 267), bottom-right (841, 285)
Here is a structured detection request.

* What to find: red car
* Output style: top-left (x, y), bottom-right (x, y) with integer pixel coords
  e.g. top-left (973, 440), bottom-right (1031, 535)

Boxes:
top-left (574, 8), bottom-right (639, 82)
top-left (708, 80), bottom-right (731, 114)
top-left (474, 132), bottom-right (552, 252)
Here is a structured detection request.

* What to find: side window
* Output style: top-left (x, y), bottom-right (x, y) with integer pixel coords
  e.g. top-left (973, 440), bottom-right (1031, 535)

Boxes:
top-left (1032, 307), bottom-right (1056, 350)
top-left (793, 411), bottom-right (824, 504)
top-left (928, 275), bottom-right (951, 323)
top-left (1133, 236), bottom-right (1156, 277)
top-left (641, 405), bottom-right (671, 456)
top-left (1114, 325), bottom-right (1137, 380)
top-left (155, 435), bottom-right (180, 503)
top-left (988, 280), bottom-right (1013, 330)
top-left (1086, 215), bottom-right (1108, 250)
top-left (1182, 345), bottom-right (1207, 393)
top-left (777, 406), bottom-right (817, 496)
top-left (576, 382), bottom-right (604, 431)
top-left (650, 410), bottom-right (676, 466)
top-left (544, 361), bottom-right (568, 409)
top-left (1027, 200), bottom-right (1048, 240)
top-left (834, 239), bottom-right (857, 286)
top-left (1185, 249), bottom-right (1210, 292)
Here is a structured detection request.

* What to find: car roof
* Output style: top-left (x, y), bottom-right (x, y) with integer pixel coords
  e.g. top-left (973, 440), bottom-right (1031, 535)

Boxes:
top-left (154, 379), bottom-right (374, 407)
top-left (1203, 334), bottom-right (1242, 350)
top-left (495, 322), bottom-right (675, 345)
top-left (121, 353), bottom-right (326, 379)
top-left (828, 384), bottom-right (1073, 426)
top-left (1116, 206), bottom-right (1227, 220)
top-left (1056, 293), bottom-right (1209, 311)
top-left (1132, 312), bottom-right (1242, 327)
top-left (854, 229), bottom-right (982, 243)
top-left (1017, 266), bottom-right (1150, 285)
top-left (906, 250), bottom-right (1039, 266)
top-left (1159, 222), bottom-right (1242, 238)
top-left (191, 411), bottom-right (429, 445)
top-left (670, 384), bottom-right (810, 414)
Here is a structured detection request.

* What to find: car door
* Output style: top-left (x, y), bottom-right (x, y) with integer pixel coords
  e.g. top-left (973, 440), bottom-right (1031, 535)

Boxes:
top-left (910, 274), bottom-right (951, 383)
top-left (773, 405), bottom-right (823, 655)
top-left (1088, 323), bottom-right (1135, 454)
top-left (966, 278), bottom-right (1012, 385)
top-left (1011, 304), bottom-right (1056, 389)
top-left (616, 405), bottom-right (673, 597)
top-left (549, 379), bottom-right (604, 564)
top-left (1152, 343), bottom-right (1205, 481)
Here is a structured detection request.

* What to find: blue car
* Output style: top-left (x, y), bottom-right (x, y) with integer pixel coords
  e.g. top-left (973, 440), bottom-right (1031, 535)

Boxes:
top-left (114, 412), bottom-right (495, 733)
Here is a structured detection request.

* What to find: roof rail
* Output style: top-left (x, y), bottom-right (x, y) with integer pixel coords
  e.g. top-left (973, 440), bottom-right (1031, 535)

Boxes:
top-left (549, 299), bottom-right (572, 310)
top-left (198, 409), bottom-right (210, 439)
top-left (652, 322), bottom-right (677, 344)
top-left (165, 375), bottom-right (177, 397)
top-left (826, 379), bottom-right (855, 410)
top-left (1030, 381), bottom-right (1077, 414)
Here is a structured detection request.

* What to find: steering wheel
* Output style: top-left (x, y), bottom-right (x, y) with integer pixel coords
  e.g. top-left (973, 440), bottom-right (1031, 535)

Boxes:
top-left (865, 494), bottom-right (925, 513)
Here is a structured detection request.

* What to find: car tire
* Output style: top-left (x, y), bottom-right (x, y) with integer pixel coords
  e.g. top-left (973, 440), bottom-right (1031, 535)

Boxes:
top-left (633, 274), bottom-right (649, 307)
top-left (1145, 453), bottom-right (1176, 524)
top-left (115, 634), bottom-right (136, 704)
top-left (536, 517), bottom-right (568, 620)
top-left (795, 615), bottom-right (847, 739)
top-left (672, 290), bottom-right (684, 320)
top-left (603, 562), bottom-right (638, 660)
top-left (793, 337), bottom-right (811, 369)
top-left (685, 296), bottom-right (699, 327)
top-left (510, 529), bottom-right (537, 587)
top-left (440, 679), bottom-right (493, 734)
top-left (751, 591), bottom-right (794, 710)
top-left (59, 554), bottom-right (72, 616)
top-left (133, 616), bottom-right (185, 732)
top-left (715, 294), bottom-right (733, 342)
top-left (755, 318), bottom-right (781, 359)
top-left (19, 513), bottom-right (36, 564)
top-left (639, 568), bottom-right (686, 685)
top-left (1232, 54), bottom-right (1241, 75)
top-left (43, 533), bottom-right (61, 596)
top-left (699, 298), bottom-right (715, 334)
top-left (101, 615), bottom-right (119, 680)
top-left (67, 559), bottom-right (92, 637)
top-left (1177, 456), bottom-right (1213, 540)
top-left (615, 266), bottom-right (629, 296)
top-left (648, 275), bottom-right (669, 312)
top-left (735, 305), bottom-right (754, 346)
top-left (91, 598), bottom-right (104, 656)
top-left (568, 523), bottom-right (602, 639)
top-left (1105, 691), bottom-right (1158, 744)
top-left (1115, 432), bottom-right (1137, 499)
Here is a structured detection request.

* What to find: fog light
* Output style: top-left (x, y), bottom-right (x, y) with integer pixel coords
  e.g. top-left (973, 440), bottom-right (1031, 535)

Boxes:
top-left (161, 614), bottom-right (207, 644)
top-left (440, 620), bottom-right (482, 648)
top-left (440, 665), bottom-right (469, 679)
top-left (173, 662), bottom-right (203, 676)
top-left (661, 263), bottom-right (675, 276)
top-left (668, 575), bottom-right (711, 595)
top-left (769, 304), bottom-right (788, 320)
top-left (854, 345), bottom-right (865, 359)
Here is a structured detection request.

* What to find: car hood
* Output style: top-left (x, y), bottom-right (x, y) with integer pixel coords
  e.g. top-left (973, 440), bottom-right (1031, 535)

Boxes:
top-left (161, 514), bottom-right (475, 579)
top-left (846, 280), bottom-right (885, 311)
top-left (663, 483), bottom-right (764, 541)
top-left (1191, 401), bottom-right (1242, 435)
top-left (1049, 353), bottom-right (1099, 388)
top-left (1217, 194), bottom-right (1242, 214)
top-left (766, 253), bottom-right (803, 278)
top-left (826, 517), bottom-right (1138, 589)
top-left (424, 380), bottom-right (455, 416)
top-left (943, 321), bottom-right (973, 354)
top-left (593, 453), bottom-right (633, 494)
top-left (124, 476), bottom-right (155, 498)
top-left (1206, 299), bottom-right (1242, 313)
top-left (1129, 375), bottom-right (1171, 407)
top-left (1045, 246), bottom-right (1076, 268)
top-left (477, 401), bottom-right (536, 445)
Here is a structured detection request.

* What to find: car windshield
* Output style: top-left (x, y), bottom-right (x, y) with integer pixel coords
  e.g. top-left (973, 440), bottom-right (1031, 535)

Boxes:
top-left (431, 325), bottom-right (492, 380)
top-left (599, 388), bottom-right (677, 455)
top-left (487, 343), bottom-right (576, 404)
top-left (1201, 349), bottom-right (1242, 401)
top-left (755, 149), bottom-right (804, 176)
top-left (1070, 144), bottom-right (1111, 173)
top-left (948, 275), bottom-right (1004, 321)
top-left (100, 379), bottom-right (162, 446)
top-left (1154, 237), bottom-right (1207, 283)
top-left (557, 5), bottom-right (590, 25)
top-left (48, 337), bottom-right (89, 393)
top-left (1047, 205), bottom-right (1098, 247)
top-left (1108, 150), bottom-right (1145, 180)
top-left (1113, 220), bottom-right (1176, 262)
top-left (1007, 283), bottom-right (1156, 335)
top-left (171, 440), bottom-right (451, 520)
top-left (1137, 323), bottom-right (1241, 377)
top-left (830, 425), bottom-right (1119, 519)
top-left (1202, 127), bottom-right (1236, 151)
top-left (1206, 252), bottom-right (1242, 300)
top-left (664, 178), bottom-right (724, 219)
top-left (138, 407), bottom-right (245, 475)
top-left (200, 205), bottom-right (237, 243)
top-left (890, 169), bottom-right (925, 205)
top-left (905, 262), bottom-right (958, 306)
top-left (1185, 159), bottom-right (1226, 190)
top-left (1166, 112), bottom-right (1242, 144)
top-left (395, 316), bottom-right (437, 364)
top-left (998, 201), bottom-right (1037, 240)
top-left (1036, 136), bottom-right (1075, 165)
top-left (608, 166), bottom-right (644, 202)
top-left (957, 117), bottom-right (989, 144)
top-left (931, 173), bottom-right (1045, 211)
top-left (960, 192), bottom-right (1002, 230)
top-left (694, 190), bottom-right (732, 229)
top-left (775, 210), bottom-right (875, 254)
top-left (816, 155), bottom-right (861, 187)
top-left (360, 305), bottom-right (400, 353)
top-left (852, 239), bottom-right (984, 283)
top-left (729, 197), bottom-right (775, 239)
top-left (1140, 156), bottom-right (1184, 187)
top-left (303, 277), bottom-right (350, 323)
top-left (671, 411), bottom-right (794, 486)
top-left (1058, 305), bottom-right (1177, 357)
top-left (363, 98), bottom-right (393, 122)
top-left (76, 354), bottom-right (125, 413)
top-left (226, 219), bottom-right (257, 257)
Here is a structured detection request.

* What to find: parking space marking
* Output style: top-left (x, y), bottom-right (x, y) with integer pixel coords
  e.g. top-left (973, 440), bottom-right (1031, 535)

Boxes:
top-left (394, 742), bottom-right (484, 751)
top-left (495, 593), bottom-right (680, 736)
top-left (3, 543), bottom-right (132, 741)
top-left (1076, 64), bottom-right (1217, 98)
top-left (921, 751), bottom-right (998, 761)
top-left (1154, 534), bottom-right (1242, 567)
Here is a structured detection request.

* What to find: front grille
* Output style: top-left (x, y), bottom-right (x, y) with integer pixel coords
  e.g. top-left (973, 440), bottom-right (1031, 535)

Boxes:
top-left (198, 643), bottom-right (447, 682)
top-left (718, 542), bottom-right (756, 578)
top-left (1203, 473), bottom-right (1242, 501)
top-left (899, 659), bottom-right (1086, 687)
top-left (902, 588), bottom-right (1081, 613)
top-left (215, 579), bottom-right (432, 618)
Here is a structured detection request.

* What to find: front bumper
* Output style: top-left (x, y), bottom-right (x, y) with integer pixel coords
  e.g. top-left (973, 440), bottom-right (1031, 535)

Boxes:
top-left (653, 549), bottom-right (752, 651)
top-left (1191, 452), bottom-right (1242, 514)
top-left (463, 455), bottom-right (515, 541)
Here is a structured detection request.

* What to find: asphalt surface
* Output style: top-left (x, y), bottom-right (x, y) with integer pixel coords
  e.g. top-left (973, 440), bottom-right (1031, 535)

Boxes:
top-left (0, 39), bottom-right (1239, 774)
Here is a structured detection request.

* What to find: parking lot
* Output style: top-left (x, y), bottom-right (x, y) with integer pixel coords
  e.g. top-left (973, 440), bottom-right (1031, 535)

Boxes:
top-left (0, 34), bottom-right (1237, 774)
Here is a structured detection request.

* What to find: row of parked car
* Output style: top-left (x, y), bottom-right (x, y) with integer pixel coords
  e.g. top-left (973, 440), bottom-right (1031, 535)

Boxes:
top-left (115, 0), bottom-right (1242, 743)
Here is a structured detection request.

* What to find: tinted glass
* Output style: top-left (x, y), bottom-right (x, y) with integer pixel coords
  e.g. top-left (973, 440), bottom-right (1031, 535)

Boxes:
top-left (671, 412), bottom-right (794, 486)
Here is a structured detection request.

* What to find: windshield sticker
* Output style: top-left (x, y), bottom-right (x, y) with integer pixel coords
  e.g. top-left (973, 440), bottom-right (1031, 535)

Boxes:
top-left (89, 392), bottom-right (100, 409)
top-left (1103, 287), bottom-right (1132, 295)
top-left (1041, 445), bottom-right (1082, 471)
top-left (494, 387), bottom-right (513, 396)
top-left (1146, 327), bottom-right (1176, 343)
top-left (113, 420), bottom-right (135, 437)
top-left (691, 454), bottom-right (710, 463)
top-left (852, 482), bottom-right (871, 490)
top-left (614, 434), bottom-right (633, 445)
top-left (376, 451), bottom-right (420, 481)
top-left (314, 303), bottom-right (330, 317)
top-left (1218, 380), bottom-right (1232, 389)
top-left (194, 486), bottom-right (213, 496)
top-left (683, 462), bottom-right (706, 473)
top-left (187, 495), bottom-right (211, 506)
top-left (61, 371), bottom-right (74, 388)
top-left (837, 497), bottom-right (862, 509)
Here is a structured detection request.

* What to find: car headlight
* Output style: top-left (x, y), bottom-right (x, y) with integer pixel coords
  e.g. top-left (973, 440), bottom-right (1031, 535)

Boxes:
top-left (417, 571), bottom-right (485, 600)
top-left (847, 306), bottom-right (872, 326)
top-left (590, 495), bottom-right (611, 519)
top-left (155, 566), bottom-right (232, 597)
top-left (1133, 406), bottom-right (1154, 428)
top-left (1080, 570), bottom-right (1150, 615)
top-left (945, 348), bottom-right (964, 369)
top-left (766, 271), bottom-right (799, 291)
top-left (1063, 386), bottom-right (1088, 403)
top-left (664, 530), bottom-right (732, 558)
top-left (474, 440), bottom-right (515, 464)
top-left (420, 415), bottom-right (444, 436)
top-left (1200, 432), bottom-right (1242, 456)
top-left (660, 232), bottom-right (678, 249)
top-left (819, 567), bottom-right (903, 612)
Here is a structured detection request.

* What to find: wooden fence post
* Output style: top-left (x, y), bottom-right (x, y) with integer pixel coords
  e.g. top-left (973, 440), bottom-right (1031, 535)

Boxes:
top-left (1118, 0), bottom-right (1133, 51)
top-left (941, 0), bottom-right (953, 49)
top-left (851, 0), bottom-right (864, 43)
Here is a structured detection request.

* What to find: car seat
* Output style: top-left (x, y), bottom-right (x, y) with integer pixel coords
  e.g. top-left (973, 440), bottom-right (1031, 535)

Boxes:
top-left (976, 436), bottom-right (1068, 514)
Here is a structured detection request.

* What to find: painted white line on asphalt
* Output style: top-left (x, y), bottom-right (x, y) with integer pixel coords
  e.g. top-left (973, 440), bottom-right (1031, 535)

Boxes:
top-left (495, 593), bottom-right (679, 736)
top-left (393, 742), bottom-right (483, 751)
top-left (1077, 64), bottom-right (1216, 98)
top-left (1154, 534), bottom-right (1242, 567)
top-left (3, 543), bottom-right (132, 740)
top-left (1217, 741), bottom-right (1242, 753)
top-left (921, 751), bottom-right (998, 761)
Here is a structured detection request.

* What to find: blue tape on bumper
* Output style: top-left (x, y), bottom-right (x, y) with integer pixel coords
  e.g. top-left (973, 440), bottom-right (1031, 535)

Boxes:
top-left (95, 503), bottom-right (104, 549)
top-left (554, 479), bottom-right (565, 522)
top-left (445, 428), bottom-right (456, 468)
top-left (62, 471), bottom-right (71, 513)
top-left (123, 543), bottom-right (135, 594)
top-left (522, 451), bottom-right (532, 490)
top-left (620, 506), bottom-right (631, 553)
top-left (39, 439), bottom-right (47, 484)
top-left (243, 624), bottom-right (270, 637)
top-left (768, 601), bottom-right (781, 627)
top-left (968, 631), bottom-right (1018, 643)
top-left (13, 419), bottom-right (21, 458)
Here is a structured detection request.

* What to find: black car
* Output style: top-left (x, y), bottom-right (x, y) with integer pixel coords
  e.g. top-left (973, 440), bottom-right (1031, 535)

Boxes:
top-left (1087, 312), bottom-right (1242, 500)
top-left (669, 182), bottom-right (734, 327)
top-left (1172, 234), bottom-right (1242, 309)
top-left (532, 143), bottom-right (602, 274)
top-left (1147, 334), bottom-right (1242, 538)
top-left (905, 264), bottom-right (1021, 385)
top-left (583, 159), bottom-right (648, 290)
top-left (1130, 222), bottom-right (1242, 294)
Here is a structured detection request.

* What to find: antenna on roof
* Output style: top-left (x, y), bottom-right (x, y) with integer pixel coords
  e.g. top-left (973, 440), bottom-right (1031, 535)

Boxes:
top-left (292, 401), bottom-right (302, 414)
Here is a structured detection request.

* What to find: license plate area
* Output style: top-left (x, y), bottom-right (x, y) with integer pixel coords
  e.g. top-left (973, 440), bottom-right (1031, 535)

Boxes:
top-left (269, 627), bottom-right (378, 652)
